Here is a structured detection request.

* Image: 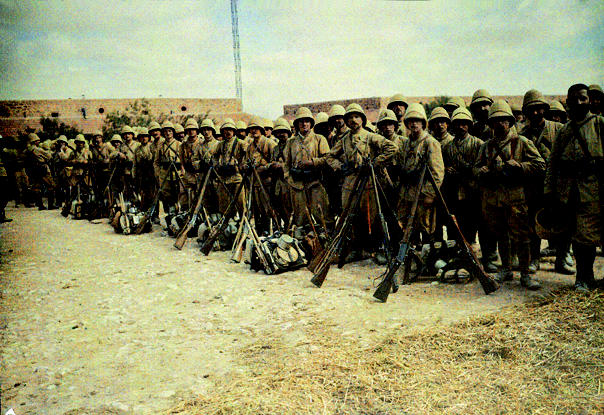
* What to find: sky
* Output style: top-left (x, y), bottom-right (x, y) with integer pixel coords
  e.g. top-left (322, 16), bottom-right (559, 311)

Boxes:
top-left (0, 0), bottom-right (602, 118)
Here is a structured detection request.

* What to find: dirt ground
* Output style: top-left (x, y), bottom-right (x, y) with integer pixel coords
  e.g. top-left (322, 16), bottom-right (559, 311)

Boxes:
top-left (0, 206), bottom-right (599, 414)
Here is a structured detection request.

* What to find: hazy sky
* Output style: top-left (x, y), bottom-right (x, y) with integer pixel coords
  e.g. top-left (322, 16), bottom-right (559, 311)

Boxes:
top-left (1, 0), bottom-right (602, 117)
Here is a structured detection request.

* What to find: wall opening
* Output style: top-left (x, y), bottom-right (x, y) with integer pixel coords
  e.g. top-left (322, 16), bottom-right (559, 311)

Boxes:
top-left (98, 107), bottom-right (105, 114)
top-left (181, 106), bottom-right (187, 111)
top-left (51, 112), bottom-right (59, 117)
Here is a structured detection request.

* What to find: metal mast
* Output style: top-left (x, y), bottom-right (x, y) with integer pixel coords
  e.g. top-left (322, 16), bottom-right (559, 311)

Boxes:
top-left (230, 0), bottom-right (243, 107)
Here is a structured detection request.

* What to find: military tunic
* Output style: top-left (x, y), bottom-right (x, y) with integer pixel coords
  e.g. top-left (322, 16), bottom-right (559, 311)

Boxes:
top-left (68, 148), bottom-right (92, 187)
top-left (245, 136), bottom-right (277, 232)
top-left (284, 131), bottom-right (330, 227)
top-left (179, 137), bottom-right (200, 211)
top-left (269, 139), bottom-right (292, 223)
top-left (153, 138), bottom-right (181, 212)
top-left (134, 142), bottom-right (156, 211)
top-left (211, 137), bottom-right (246, 214)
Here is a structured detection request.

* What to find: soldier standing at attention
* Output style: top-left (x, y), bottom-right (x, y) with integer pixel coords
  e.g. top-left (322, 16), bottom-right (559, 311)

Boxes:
top-left (179, 118), bottom-right (200, 212)
top-left (236, 120), bottom-right (248, 141)
top-left (470, 89), bottom-right (494, 142)
top-left (154, 121), bottom-right (182, 215)
top-left (69, 134), bottom-right (92, 191)
top-left (327, 103), bottom-right (396, 262)
top-left (395, 103), bottom-right (445, 245)
top-left (474, 100), bottom-right (545, 289)
top-left (428, 107), bottom-right (454, 146)
top-left (268, 118), bottom-right (292, 224)
top-left (133, 128), bottom-right (155, 212)
top-left (443, 97), bottom-right (466, 118)
top-left (174, 123), bottom-right (185, 142)
top-left (376, 108), bottom-right (406, 208)
top-left (284, 107), bottom-right (330, 228)
top-left (588, 84), bottom-right (603, 116)
top-left (25, 133), bottom-right (55, 210)
top-left (212, 118), bottom-right (246, 214)
top-left (547, 100), bottom-right (567, 124)
top-left (386, 94), bottom-right (409, 137)
top-left (544, 83), bottom-right (603, 291)
top-left (325, 104), bottom-right (349, 216)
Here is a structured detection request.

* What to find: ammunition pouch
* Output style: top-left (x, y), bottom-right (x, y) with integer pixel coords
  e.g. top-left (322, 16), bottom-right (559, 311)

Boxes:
top-left (216, 164), bottom-right (237, 176)
top-left (289, 167), bottom-right (321, 182)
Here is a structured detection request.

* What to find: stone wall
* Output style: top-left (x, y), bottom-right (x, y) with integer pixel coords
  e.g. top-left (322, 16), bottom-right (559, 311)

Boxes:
top-left (0, 97), bottom-right (242, 137)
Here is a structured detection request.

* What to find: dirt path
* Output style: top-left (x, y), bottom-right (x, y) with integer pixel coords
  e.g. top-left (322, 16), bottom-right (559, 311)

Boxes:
top-left (0, 206), bottom-right (583, 414)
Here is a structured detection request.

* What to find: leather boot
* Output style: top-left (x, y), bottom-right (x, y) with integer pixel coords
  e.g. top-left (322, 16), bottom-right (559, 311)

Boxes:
top-left (573, 242), bottom-right (597, 290)
top-left (495, 269), bottom-right (513, 282)
top-left (520, 273), bottom-right (541, 290)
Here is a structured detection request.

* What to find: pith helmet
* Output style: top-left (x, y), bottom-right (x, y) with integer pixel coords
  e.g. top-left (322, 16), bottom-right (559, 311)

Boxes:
top-left (588, 84), bottom-right (603, 96)
top-left (120, 125), bottom-right (134, 135)
top-left (344, 103), bottom-right (367, 126)
top-left (293, 107), bottom-right (315, 128)
top-left (273, 117), bottom-right (292, 135)
top-left (246, 116), bottom-right (265, 133)
top-left (263, 118), bottom-right (274, 130)
top-left (110, 134), bottom-right (123, 143)
top-left (376, 109), bottom-right (398, 126)
top-left (174, 123), bottom-right (184, 134)
top-left (41, 140), bottom-right (51, 150)
top-left (138, 127), bottom-right (149, 136)
top-left (428, 107), bottom-right (451, 123)
top-left (68, 138), bottom-right (75, 148)
top-left (93, 129), bottom-right (103, 137)
top-left (403, 103), bottom-right (428, 126)
top-left (315, 112), bottom-right (329, 126)
top-left (328, 104), bottom-right (346, 120)
top-left (488, 100), bottom-right (515, 123)
top-left (364, 121), bottom-right (376, 133)
top-left (161, 121), bottom-right (175, 131)
top-left (56, 135), bottom-right (68, 144)
top-left (470, 89), bottom-right (493, 107)
top-left (200, 119), bottom-right (217, 135)
top-left (444, 97), bottom-right (466, 112)
top-left (522, 89), bottom-right (549, 111)
top-left (184, 118), bottom-right (199, 130)
top-left (510, 102), bottom-right (522, 113)
top-left (220, 118), bottom-right (237, 131)
top-left (236, 120), bottom-right (247, 131)
top-left (451, 107), bottom-right (474, 123)
top-left (74, 134), bottom-right (86, 143)
top-left (27, 133), bottom-right (40, 144)
top-left (387, 93), bottom-right (409, 110)
top-left (148, 121), bottom-right (161, 132)
top-left (549, 100), bottom-right (566, 114)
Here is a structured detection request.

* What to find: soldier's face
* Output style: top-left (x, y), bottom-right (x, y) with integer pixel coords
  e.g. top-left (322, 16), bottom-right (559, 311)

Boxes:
top-left (568, 89), bottom-right (589, 120)
top-left (151, 130), bottom-right (162, 140)
top-left (433, 119), bottom-right (448, 135)
top-left (163, 129), bottom-right (174, 139)
top-left (452, 121), bottom-right (470, 137)
top-left (201, 128), bottom-right (213, 139)
top-left (76, 142), bottom-right (85, 150)
top-left (222, 129), bottom-right (234, 140)
top-left (346, 114), bottom-right (363, 130)
top-left (250, 127), bottom-right (262, 138)
top-left (491, 118), bottom-right (511, 137)
top-left (391, 104), bottom-right (406, 119)
top-left (275, 131), bottom-right (289, 142)
top-left (265, 127), bottom-right (273, 137)
top-left (378, 122), bottom-right (395, 137)
top-left (237, 129), bottom-right (246, 139)
top-left (473, 103), bottom-right (490, 121)
top-left (588, 91), bottom-right (601, 111)
top-left (123, 133), bottom-right (133, 142)
top-left (176, 132), bottom-right (185, 141)
top-left (549, 112), bottom-right (563, 123)
top-left (525, 106), bottom-right (545, 125)
top-left (93, 136), bottom-right (102, 146)
top-left (187, 129), bottom-right (198, 140)
top-left (513, 112), bottom-right (525, 123)
top-left (406, 119), bottom-right (424, 135)
top-left (139, 135), bottom-right (150, 144)
top-left (297, 119), bottom-right (312, 135)
top-left (330, 116), bottom-right (345, 130)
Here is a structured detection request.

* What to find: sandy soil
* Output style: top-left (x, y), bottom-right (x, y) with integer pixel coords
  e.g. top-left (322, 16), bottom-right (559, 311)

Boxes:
top-left (0, 205), bottom-right (590, 414)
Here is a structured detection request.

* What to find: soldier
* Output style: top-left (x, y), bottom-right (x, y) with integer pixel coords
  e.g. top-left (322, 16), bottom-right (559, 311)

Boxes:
top-left (268, 118), bottom-right (292, 223)
top-left (174, 123), bottom-right (185, 142)
top-left (544, 83), bottom-right (602, 291)
top-left (511, 103), bottom-right (525, 129)
top-left (212, 118), bottom-right (246, 214)
top-left (376, 109), bottom-right (406, 210)
top-left (154, 121), bottom-right (182, 214)
top-left (519, 89), bottom-right (569, 274)
top-left (313, 112), bottom-right (331, 140)
top-left (588, 84), bottom-right (602, 115)
top-left (13, 136), bottom-right (31, 207)
top-left (114, 126), bottom-right (138, 199)
top-left (236, 120), bottom-right (248, 141)
top-left (284, 107), bottom-right (330, 229)
top-left (428, 107), bottom-right (453, 146)
top-left (25, 133), bottom-right (55, 210)
top-left (120, 125), bottom-right (140, 156)
top-left (327, 103), bottom-right (396, 262)
top-left (441, 107), bottom-right (484, 243)
top-left (469, 89), bottom-right (494, 141)
top-left (387, 94), bottom-right (409, 136)
top-left (263, 119), bottom-right (274, 141)
top-left (179, 118), bottom-right (200, 212)
top-left (474, 100), bottom-right (545, 289)
top-left (377, 109), bottom-right (406, 148)
top-left (0, 136), bottom-right (12, 222)
top-left (53, 135), bottom-right (72, 209)
top-left (68, 134), bottom-right (92, 191)
top-left (133, 127), bottom-right (155, 212)
top-left (327, 104), bottom-right (348, 147)
top-left (443, 97), bottom-right (466, 118)
top-left (395, 103), bottom-right (445, 245)
top-left (148, 121), bottom-right (164, 157)
top-left (547, 100), bottom-right (567, 124)
top-left (325, 104), bottom-right (348, 216)
top-left (244, 116), bottom-right (276, 233)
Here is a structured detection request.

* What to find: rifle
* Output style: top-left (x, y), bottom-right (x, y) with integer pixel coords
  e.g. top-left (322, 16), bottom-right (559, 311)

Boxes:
top-left (118, 192), bottom-right (131, 235)
top-left (242, 215), bottom-right (276, 274)
top-left (174, 166), bottom-right (213, 250)
top-left (424, 164), bottom-right (499, 295)
top-left (373, 163), bottom-right (427, 302)
top-left (251, 166), bottom-right (283, 233)
top-left (133, 159), bottom-right (180, 235)
top-left (310, 167), bottom-right (370, 287)
top-left (200, 174), bottom-right (247, 255)
top-left (370, 160), bottom-right (392, 263)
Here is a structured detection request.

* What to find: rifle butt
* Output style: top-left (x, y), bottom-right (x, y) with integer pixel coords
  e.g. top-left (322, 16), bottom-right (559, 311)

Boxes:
top-left (310, 264), bottom-right (330, 288)
top-left (477, 273), bottom-right (499, 295)
top-left (307, 248), bottom-right (326, 273)
top-left (373, 277), bottom-right (392, 302)
top-left (173, 227), bottom-right (189, 250)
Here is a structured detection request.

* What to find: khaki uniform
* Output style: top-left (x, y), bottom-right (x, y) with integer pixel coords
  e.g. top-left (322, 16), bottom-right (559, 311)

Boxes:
top-left (246, 136), bottom-right (276, 233)
top-left (153, 138), bottom-right (181, 212)
top-left (474, 130), bottom-right (545, 271)
top-left (109, 142), bottom-right (137, 198)
top-left (14, 147), bottom-right (30, 205)
top-left (68, 148), bottom-right (92, 187)
top-left (544, 114), bottom-right (602, 245)
top-left (327, 129), bottom-right (396, 249)
top-left (284, 131), bottom-right (330, 227)
top-left (396, 131), bottom-right (445, 237)
top-left (442, 132), bottom-right (484, 240)
top-left (212, 137), bottom-right (246, 213)
top-left (26, 143), bottom-right (55, 199)
top-left (471, 121), bottom-right (493, 142)
top-left (134, 142), bottom-right (156, 211)
top-left (269, 139), bottom-right (291, 223)
top-left (179, 137), bottom-right (200, 211)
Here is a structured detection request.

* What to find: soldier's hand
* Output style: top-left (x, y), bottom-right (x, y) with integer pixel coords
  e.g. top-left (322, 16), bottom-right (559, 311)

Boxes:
top-left (446, 167), bottom-right (457, 175)
top-left (479, 166), bottom-right (489, 174)
top-left (505, 159), bottom-right (521, 169)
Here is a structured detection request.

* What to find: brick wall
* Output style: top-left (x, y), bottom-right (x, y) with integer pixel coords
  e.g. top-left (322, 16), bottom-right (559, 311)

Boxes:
top-left (0, 97), bottom-right (242, 137)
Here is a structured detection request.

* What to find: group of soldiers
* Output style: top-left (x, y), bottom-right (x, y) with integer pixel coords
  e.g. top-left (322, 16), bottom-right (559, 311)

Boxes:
top-left (1, 83), bottom-right (602, 292)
